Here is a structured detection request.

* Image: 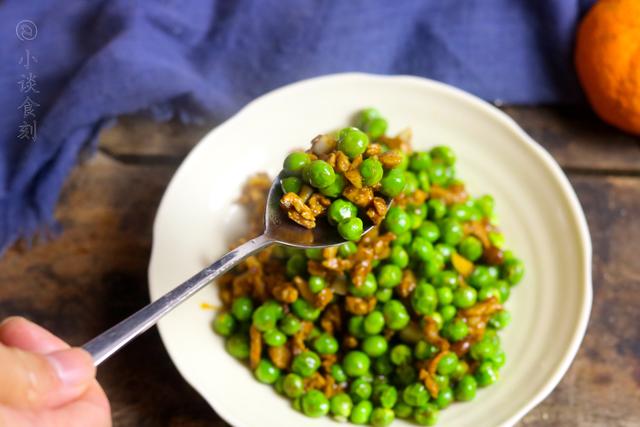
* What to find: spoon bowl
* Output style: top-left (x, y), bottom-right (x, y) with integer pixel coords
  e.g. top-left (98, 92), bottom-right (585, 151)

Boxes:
top-left (83, 173), bottom-right (387, 364)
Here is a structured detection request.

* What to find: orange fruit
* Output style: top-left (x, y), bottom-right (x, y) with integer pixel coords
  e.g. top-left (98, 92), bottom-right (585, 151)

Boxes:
top-left (575, 0), bottom-right (640, 135)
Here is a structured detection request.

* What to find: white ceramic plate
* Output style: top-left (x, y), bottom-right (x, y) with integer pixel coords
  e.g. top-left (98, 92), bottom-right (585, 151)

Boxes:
top-left (148, 73), bottom-right (592, 427)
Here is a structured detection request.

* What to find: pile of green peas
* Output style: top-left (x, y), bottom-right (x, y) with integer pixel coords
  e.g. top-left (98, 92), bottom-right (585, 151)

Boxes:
top-left (280, 108), bottom-right (410, 241)
top-left (214, 110), bottom-right (525, 426)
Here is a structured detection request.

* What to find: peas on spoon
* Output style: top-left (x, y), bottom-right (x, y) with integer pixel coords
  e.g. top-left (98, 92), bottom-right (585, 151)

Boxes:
top-left (83, 174), bottom-right (390, 365)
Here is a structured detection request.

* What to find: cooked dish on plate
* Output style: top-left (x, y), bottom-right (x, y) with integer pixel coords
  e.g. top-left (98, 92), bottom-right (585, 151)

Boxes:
top-left (212, 108), bottom-right (525, 426)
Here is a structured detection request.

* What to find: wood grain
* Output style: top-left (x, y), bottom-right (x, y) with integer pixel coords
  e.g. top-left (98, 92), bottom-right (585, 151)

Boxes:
top-left (0, 108), bottom-right (638, 426)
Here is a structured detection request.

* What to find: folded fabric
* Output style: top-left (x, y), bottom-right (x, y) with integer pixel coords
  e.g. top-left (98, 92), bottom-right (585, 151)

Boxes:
top-left (0, 0), bottom-right (596, 253)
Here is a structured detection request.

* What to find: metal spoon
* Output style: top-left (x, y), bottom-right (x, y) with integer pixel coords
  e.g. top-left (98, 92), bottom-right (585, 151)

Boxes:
top-left (84, 175), bottom-right (384, 365)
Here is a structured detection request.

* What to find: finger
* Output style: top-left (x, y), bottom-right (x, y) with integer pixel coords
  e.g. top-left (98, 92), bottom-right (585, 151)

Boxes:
top-left (0, 383), bottom-right (111, 427)
top-left (0, 317), bottom-right (69, 354)
top-left (0, 345), bottom-right (95, 409)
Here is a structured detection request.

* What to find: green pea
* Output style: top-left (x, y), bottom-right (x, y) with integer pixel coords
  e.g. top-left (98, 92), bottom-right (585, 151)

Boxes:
top-left (411, 283), bottom-right (438, 315)
top-left (292, 351), bottom-right (321, 377)
top-left (308, 275), bottom-right (326, 293)
top-left (279, 314), bottom-right (301, 335)
top-left (435, 387), bottom-right (454, 409)
top-left (430, 145), bottom-right (456, 166)
top-left (389, 245), bottom-right (409, 268)
top-left (414, 340), bottom-right (438, 360)
top-left (478, 286), bottom-right (500, 302)
top-left (384, 206), bottom-right (411, 235)
top-left (291, 298), bottom-right (321, 321)
top-left (313, 333), bottom-right (339, 355)
top-left (374, 384), bottom-right (398, 409)
top-left (502, 258), bottom-right (525, 285)
top-left (383, 300), bottom-right (410, 330)
top-left (469, 265), bottom-right (493, 288)
top-left (358, 108), bottom-right (382, 126)
top-left (402, 383), bottom-right (429, 407)
top-left (283, 373), bottom-right (305, 398)
top-left (453, 287), bottom-right (477, 309)
top-left (414, 403), bottom-right (439, 426)
top-left (320, 174), bottom-right (346, 197)
top-left (476, 194), bottom-right (495, 217)
top-left (395, 364), bottom-right (417, 387)
top-left (380, 168), bottom-right (406, 197)
top-left (436, 287), bottom-right (453, 306)
top-left (286, 253), bottom-right (307, 278)
top-left (377, 264), bottom-right (403, 288)
top-left (428, 199), bottom-right (447, 220)
top-left (370, 407), bottom-right (395, 427)
top-left (422, 252), bottom-right (445, 278)
top-left (255, 359), bottom-right (280, 384)
top-left (350, 273), bottom-right (378, 298)
top-left (394, 231), bottom-right (412, 246)
top-left (459, 236), bottom-right (483, 261)
top-left (283, 152), bottom-right (311, 174)
top-left (390, 344), bottom-right (413, 366)
top-left (350, 378), bottom-right (373, 402)
top-left (447, 203), bottom-right (471, 222)
top-left (375, 288), bottom-right (393, 302)
top-left (304, 248), bottom-right (323, 261)
top-left (455, 375), bottom-right (477, 401)
top-left (476, 361), bottom-right (499, 387)
top-left (349, 316), bottom-right (366, 338)
top-left (410, 237), bottom-right (434, 262)
top-left (442, 319), bottom-right (469, 341)
top-left (328, 199), bottom-right (358, 225)
top-left (281, 176), bottom-right (302, 194)
top-left (360, 157), bottom-right (384, 186)
top-left (439, 304), bottom-right (457, 322)
top-left (428, 163), bottom-right (449, 186)
top-left (344, 351), bottom-right (371, 377)
top-left (338, 127), bottom-right (370, 159)
top-left (225, 333), bottom-right (249, 359)
top-left (374, 354), bottom-right (394, 376)
top-left (410, 151), bottom-right (432, 171)
top-left (470, 339), bottom-right (498, 361)
top-left (339, 241), bottom-right (358, 257)
top-left (331, 363), bottom-right (348, 383)
top-left (415, 221), bottom-right (439, 243)
top-left (434, 243), bottom-right (454, 261)
top-left (417, 170), bottom-right (431, 192)
top-left (362, 335), bottom-right (388, 357)
top-left (301, 389), bottom-right (330, 417)
top-left (350, 400), bottom-right (373, 424)
top-left (439, 218), bottom-right (464, 245)
top-left (404, 171), bottom-right (419, 195)
top-left (367, 117), bottom-right (388, 139)
top-left (490, 350), bottom-right (507, 368)
top-left (496, 280), bottom-right (511, 302)
top-left (363, 310), bottom-right (386, 335)
top-left (394, 401), bottom-right (413, 418)
top-left (307, 160), bottom-right (336, 189)
top-left (263, 329), bottom-right (286, 347)
top-left (213, 312), bottom-right (236, 336)
top-left (274, 375), bottom-right (285, 395)
top-left (452, 360), bottom-right (469, 381)
top-left (436, 352), bottom-right (458, 375)
top-left (489, 310), bottom-right (511, 330)
top-left (331, 393), bottom-right (353, 418)
top-left (252, 306), bottom-right (278, 332)
top-left (433, 270), bottom-right (458, 288)
top-left (338, 217), bottom-right (364, 241)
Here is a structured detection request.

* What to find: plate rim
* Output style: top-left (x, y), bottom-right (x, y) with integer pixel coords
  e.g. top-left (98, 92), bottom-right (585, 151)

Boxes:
top-left (148, 72), bottom-right (593, 427)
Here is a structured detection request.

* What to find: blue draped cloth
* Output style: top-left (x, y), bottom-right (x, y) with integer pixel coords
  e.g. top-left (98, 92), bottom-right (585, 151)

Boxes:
top-left (0, 0), bottom-right (595, 252)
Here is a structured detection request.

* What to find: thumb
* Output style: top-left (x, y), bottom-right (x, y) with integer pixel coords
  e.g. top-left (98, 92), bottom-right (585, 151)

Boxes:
top-left (0, 344), bottom-right (95, 409)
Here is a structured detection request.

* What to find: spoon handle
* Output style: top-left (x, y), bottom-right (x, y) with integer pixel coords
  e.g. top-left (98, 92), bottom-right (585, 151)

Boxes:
top-left (83, 234), bottom-right (272, 366)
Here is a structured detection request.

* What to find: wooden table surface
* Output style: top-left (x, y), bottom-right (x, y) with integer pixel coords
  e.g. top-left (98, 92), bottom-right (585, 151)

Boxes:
top-left (0, 106), bottom-right (639, 427)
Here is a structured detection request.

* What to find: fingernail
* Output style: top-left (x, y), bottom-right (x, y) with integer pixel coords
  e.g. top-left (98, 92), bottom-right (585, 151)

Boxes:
top-left (45, 349), bottom-right (94, 386)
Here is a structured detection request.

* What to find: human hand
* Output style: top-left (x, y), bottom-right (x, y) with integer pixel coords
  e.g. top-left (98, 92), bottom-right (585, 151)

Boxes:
top-left (0, 317), bottom-right (111, 427)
